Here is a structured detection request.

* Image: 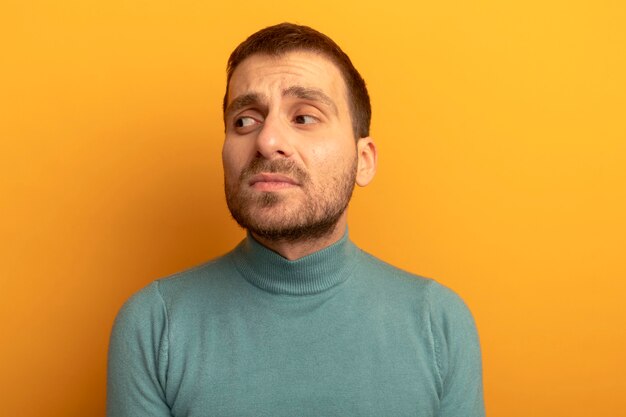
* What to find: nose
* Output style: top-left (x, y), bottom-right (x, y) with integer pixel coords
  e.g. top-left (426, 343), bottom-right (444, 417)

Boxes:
top-left (254, 113), bottom-right (294, 159)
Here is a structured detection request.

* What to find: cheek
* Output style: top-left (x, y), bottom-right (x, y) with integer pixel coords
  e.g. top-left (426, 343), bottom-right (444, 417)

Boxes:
top-left (308, 155), bottom-right (351, 185)
top-left (222, 142), bottom-right (245, 180)
top-left (301, 138), bottom-right (347, 165)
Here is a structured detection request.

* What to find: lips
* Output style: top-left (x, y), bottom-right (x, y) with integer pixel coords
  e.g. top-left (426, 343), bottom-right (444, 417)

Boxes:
top-left (248, 173), bottom-right (300, 190)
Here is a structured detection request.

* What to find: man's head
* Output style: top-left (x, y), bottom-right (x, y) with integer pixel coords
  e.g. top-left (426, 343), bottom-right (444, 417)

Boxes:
top-left (223, 22), bottom-right (371, 140)
top-left (222, 23), bottom-right (376, 244)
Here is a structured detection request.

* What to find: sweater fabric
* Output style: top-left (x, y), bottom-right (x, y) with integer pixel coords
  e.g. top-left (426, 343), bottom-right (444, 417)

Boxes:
top-left (107, 232), bottom-right (484, 417)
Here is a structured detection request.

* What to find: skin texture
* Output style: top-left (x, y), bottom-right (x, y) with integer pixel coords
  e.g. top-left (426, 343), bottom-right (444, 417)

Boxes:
top-left (222, 51), bottom-right (377, 260)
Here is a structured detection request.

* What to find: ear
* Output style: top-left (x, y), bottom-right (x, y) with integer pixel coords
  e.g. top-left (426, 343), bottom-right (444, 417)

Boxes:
top-left (355, 137), bottom-right (377, 187)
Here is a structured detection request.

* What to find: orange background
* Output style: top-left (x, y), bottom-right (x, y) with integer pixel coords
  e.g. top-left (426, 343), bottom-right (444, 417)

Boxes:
top-left (1, 1), bottom-right (625, 416)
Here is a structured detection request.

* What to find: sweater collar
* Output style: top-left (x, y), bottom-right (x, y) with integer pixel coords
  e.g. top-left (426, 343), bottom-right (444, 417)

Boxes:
top-left (232, 230), bottom-right (358, 296)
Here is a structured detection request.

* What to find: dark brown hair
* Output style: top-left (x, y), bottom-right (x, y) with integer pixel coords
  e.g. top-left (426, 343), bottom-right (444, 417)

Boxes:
top-left (223, 23), bottom-right (371, 139)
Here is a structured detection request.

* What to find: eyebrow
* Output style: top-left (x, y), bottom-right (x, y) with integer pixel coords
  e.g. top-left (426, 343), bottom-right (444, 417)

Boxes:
top-left (224, 86), bottom-right (338, 120)
top-left (282, 86), bottom-right (338, 115)
top-left (224, 93), bottom-right (263, 121)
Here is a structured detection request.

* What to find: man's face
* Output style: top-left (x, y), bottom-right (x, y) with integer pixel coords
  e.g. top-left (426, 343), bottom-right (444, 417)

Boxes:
top-left (222, 51), bottom-right (358, 241)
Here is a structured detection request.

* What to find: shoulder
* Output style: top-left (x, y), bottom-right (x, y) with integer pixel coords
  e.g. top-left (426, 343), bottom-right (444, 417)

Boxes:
top-left (353, 246), bottom-right (477, 330)
top-left (113, 251), bottom-right (239, 327)
top-left (112, 280), bottom-right (167, 333)
top-left (353, 248), bottom-right (432, 289)
top-left (154, 252), bottom-right (237, 300)
top-left (353, 248), bottom-right (450, 302)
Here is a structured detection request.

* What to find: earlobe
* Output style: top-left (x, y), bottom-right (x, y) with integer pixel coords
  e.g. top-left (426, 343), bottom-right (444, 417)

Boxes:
top-left (355, 137), bottom-right (377, 187)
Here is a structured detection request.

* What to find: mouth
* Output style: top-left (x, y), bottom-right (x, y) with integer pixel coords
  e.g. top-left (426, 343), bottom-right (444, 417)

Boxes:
top-left (248, 173), bottom-right (301, 191)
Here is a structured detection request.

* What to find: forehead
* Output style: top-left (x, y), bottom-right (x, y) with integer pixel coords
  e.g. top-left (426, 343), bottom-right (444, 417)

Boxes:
top-left (227, 51), bottom-right (348, 108)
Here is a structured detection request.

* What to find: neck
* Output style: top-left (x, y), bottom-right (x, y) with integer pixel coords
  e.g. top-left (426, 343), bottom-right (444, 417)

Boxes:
top-left (251, 215), bottom-right (348, 261)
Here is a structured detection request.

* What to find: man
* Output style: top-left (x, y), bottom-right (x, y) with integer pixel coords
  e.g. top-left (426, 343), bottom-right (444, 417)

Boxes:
top-left (107, 23), bottom-right (484, 417)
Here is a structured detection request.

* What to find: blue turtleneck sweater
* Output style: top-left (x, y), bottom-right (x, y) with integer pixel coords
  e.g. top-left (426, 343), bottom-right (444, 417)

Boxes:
top-left (107, 233), bottom-right (484, 416)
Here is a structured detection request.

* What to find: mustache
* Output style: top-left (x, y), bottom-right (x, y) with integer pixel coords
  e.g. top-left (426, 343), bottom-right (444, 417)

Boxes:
top-left (239, 158), bottom-right (309, 184)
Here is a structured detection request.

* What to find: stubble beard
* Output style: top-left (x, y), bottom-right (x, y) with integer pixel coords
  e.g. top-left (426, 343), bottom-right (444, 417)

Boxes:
top-left (225, 157), bottom-right (357, 242)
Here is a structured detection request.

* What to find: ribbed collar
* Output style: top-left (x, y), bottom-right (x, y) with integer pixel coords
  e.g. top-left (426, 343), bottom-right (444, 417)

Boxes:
top-left (231, 230), bottom-right (358, 296)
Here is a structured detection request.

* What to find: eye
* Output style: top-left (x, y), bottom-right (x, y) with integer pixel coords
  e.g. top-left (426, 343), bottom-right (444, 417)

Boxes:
top-left (234, 116), bottom-right (259, 128)
top-left (294, 115), bottom-right (318, 125)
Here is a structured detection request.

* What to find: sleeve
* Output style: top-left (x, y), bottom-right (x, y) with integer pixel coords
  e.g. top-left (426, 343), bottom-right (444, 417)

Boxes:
top-left (106, 281), bottom-right (173, 417)
top-left (428, 283), bottom-right (485, 417)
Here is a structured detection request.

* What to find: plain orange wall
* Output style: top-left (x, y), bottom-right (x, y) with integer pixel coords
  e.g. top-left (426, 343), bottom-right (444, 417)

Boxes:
top-left (2, 1), bottom-right (625, 416)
